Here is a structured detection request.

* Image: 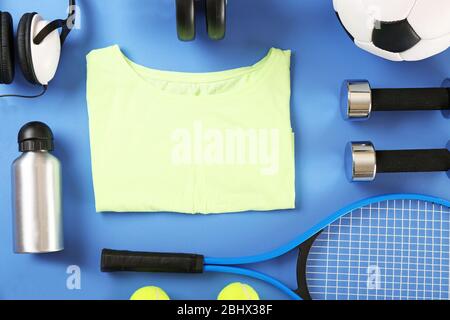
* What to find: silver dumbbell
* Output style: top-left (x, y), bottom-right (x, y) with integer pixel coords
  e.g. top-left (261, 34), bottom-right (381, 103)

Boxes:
top-left (345, 141), bottom-right (450, 182)
top-left (341, 79), bottom-right (450, 121)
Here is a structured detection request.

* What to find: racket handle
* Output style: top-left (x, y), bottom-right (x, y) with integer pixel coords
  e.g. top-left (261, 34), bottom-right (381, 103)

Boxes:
top-left (101, 249), bottom-right (205, 273)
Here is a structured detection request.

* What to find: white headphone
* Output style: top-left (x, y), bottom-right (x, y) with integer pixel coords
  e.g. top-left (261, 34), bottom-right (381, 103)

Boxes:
top-left (0, 0), bottom-right (76, 98)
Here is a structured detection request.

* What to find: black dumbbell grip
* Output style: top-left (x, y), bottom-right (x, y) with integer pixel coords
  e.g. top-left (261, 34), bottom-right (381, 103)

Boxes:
top-left (372, 88), bottom-right (450, 111)
top-left (376, 149), bottom-right (450, 173)
top-left (101, 249), bottom-right (205, 273)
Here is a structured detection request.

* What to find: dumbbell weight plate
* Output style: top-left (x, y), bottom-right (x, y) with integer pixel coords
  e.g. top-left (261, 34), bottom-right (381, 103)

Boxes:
top-left (345, 142), bottom-right (377, 182)
top-left (340, 80), bottom-right (372, 121)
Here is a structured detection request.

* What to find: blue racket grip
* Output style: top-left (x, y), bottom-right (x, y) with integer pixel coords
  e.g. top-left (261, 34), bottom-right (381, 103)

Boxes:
top-left (101, 249), bottom-right (205, 273)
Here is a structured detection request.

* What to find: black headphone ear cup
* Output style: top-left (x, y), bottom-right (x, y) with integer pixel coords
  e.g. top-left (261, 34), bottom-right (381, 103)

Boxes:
top-left (0, 11), bottom-right (15, 84)
top-left (206, 0), bottom-right (226, 40)
top-left (176, 0), bottom-right (195, 41)
top-left (17, 12), bottom-right (40, 85)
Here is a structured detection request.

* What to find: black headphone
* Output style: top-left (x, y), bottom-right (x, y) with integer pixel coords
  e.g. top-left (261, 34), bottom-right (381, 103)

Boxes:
top-left (177, 0), bottom-right (227, 41)
top-left (0, 0), bottom-right (76, 98)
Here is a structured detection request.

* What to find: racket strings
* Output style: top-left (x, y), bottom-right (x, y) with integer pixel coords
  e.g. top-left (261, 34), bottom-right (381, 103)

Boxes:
top-left (306, 200), bottom-right (450, 300)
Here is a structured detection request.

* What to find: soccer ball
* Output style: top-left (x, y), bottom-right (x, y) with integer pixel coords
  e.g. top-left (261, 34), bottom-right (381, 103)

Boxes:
top-left (333, 0), bottom-right (450, 61)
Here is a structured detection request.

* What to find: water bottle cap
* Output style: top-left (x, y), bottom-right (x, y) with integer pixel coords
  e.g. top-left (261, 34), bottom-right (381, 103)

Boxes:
top-left (18, 122), bottom-right (54, 152)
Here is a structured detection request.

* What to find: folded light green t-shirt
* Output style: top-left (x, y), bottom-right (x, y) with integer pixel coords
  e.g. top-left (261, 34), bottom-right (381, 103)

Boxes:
top-left (86, 45), bottom-right (295, 214)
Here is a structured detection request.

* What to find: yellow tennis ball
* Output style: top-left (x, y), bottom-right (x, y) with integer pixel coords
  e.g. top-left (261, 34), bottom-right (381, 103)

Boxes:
top-left (217, 282), bottom-right (260, 300)
top-left (130, 286), bottom-right (170, 300)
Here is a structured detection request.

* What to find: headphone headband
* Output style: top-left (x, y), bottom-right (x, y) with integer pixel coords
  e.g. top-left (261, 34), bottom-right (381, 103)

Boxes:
top-left (33, 0), bottom-right (77, 46)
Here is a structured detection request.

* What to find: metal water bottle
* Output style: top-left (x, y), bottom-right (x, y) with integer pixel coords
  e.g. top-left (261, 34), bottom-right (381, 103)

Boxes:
top-left (12, 122), bottom-right (63, 254)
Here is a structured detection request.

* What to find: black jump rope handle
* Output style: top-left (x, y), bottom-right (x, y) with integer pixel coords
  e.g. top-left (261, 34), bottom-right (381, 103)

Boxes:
top-left (377, 149), bottom-right (450, 173)
top-left (372, 88), bottom-right (450, 112)
top-left (101, 249), bottom-right (204, 273)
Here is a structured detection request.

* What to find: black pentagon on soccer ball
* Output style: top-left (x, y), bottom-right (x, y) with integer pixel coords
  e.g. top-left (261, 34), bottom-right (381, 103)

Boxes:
top-left (372, 19), bottom-right (421, 53)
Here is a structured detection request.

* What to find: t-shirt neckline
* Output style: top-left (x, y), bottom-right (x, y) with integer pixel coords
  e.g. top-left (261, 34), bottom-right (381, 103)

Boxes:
top-left (112, 45), bottom-right (278, 99)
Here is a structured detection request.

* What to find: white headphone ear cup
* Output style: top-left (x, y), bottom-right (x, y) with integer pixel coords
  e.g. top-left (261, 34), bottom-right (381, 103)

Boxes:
top-left (29, 14), bottom-right (61, 85)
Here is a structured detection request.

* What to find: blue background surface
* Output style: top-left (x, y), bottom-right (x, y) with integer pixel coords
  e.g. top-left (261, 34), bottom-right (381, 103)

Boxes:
top-left (0, 0), bottom-right (449, 300)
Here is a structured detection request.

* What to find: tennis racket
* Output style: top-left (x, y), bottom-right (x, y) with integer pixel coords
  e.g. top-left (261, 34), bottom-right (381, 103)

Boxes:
top-left (101, 194), bottom-right (450, 300)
